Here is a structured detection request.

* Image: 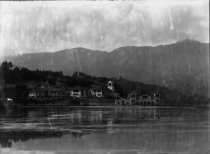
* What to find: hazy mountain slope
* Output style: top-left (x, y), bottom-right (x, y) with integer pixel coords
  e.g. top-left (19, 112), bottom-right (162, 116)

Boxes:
top-left (6, 40), bottom-right (209, 97)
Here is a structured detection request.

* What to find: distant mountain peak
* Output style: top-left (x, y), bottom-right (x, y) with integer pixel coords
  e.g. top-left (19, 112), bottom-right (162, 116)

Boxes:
top-left (57, 47), bottom-right (106, 54)
top-left (175, 39), bottom-right (201, 44)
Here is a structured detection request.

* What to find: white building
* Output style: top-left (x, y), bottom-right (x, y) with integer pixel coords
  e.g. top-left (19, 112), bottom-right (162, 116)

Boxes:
top-left (107, 81), bottom-right (114, 91)
top-left (115, 92), bottom-right (161, 106)
top-left (90, 85), bottom-right (103, 97)
top-left (68, 86), bottom-right (90, 98)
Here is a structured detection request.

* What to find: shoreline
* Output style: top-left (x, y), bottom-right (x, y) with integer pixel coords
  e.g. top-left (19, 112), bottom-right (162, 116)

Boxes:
top-left (1, 97), bottom-right (209, 108)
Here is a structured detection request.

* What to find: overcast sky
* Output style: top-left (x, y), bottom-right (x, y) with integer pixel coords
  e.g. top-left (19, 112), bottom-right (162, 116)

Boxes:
top-left (0, 0), bottom-right (209, 58)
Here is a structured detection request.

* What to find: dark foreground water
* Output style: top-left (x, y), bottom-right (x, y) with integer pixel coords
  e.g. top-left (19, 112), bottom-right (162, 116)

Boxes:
top-left (0, 106), bottom-right (209, 154)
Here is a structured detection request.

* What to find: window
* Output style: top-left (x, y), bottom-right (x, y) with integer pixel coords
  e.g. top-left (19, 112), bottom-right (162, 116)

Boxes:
top-left (143, 95), bottom-right (148, 99)
top-left (131, 94), bottom-right (136, 98)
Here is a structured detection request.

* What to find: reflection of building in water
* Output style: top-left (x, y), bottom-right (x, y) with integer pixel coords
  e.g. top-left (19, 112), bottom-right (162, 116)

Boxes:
top-left (107, 119), bottom-right (114, 133)
top-left (67, 109), bottom-right (104, 124)
top-left (114, 107), bottom-right (160, 121)
top-left (68, 110), bottom-right (83, 123)
top-left (89, 111), bottom-right (103, 122)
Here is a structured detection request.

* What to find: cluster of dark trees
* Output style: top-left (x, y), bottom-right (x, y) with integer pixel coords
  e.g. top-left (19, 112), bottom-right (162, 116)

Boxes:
top-left (0, 61), bottom-right (99, 88)
top-left (0, 61), bottom-right (63, 84)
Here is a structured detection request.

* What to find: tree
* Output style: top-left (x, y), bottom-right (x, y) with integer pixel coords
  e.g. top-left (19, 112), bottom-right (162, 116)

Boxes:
top-left (48, 77), bottom-right (57, 85)
top-left (0, 61), bottom-right (14, 83)
top-left (1, 61), bottom-right (13, 72)
top-left (13, 84), bottom-right (28, 104)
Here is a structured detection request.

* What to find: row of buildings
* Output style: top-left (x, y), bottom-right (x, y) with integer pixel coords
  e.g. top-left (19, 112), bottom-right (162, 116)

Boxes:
top-left (28, 81), bottom-right (116, 99)
top-left (28, 80), bottom-right (161, 106)
top-left (115, 91), bottom-right (161, 106)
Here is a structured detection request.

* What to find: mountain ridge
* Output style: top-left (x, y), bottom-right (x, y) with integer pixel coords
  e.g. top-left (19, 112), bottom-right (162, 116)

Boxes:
top-left (6, 39), bottom-right (209, 57)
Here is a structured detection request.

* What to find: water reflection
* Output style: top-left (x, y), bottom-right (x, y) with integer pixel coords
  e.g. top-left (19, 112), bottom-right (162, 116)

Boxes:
top-left (0, 106), bottom-right (209, 153)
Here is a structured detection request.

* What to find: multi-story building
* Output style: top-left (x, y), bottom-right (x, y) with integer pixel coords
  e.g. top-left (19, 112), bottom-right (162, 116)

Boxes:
top-left (115, 91), bottom-right (161, 106)
top-left (90, 85), bottom-right (103, 97)
top-left (28, 86), bottom-right (65, 99)
top-left (67, 86), bottom-right (91, 98)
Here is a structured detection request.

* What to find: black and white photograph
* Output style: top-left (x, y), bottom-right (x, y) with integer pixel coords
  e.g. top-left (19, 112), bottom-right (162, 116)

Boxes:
top-left (0, 0), bottom-right (209, 153)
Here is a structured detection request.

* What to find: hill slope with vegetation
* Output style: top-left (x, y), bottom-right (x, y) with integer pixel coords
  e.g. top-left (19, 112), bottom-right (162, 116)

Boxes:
top-left (0, 61), bottom-right (208, 106)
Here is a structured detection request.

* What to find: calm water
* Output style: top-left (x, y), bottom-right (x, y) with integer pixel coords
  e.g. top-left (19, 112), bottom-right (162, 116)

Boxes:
top-left (0, 106), bottom-right (209, 154)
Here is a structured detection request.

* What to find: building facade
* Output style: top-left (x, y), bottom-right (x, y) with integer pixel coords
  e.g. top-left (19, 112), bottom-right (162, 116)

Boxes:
top-left (67, 86), bottom-right (91, 98)
top-left (90, 85), bottom-right (103, 97)
top-left (29, 87), bottom-right (65, 99)
top-left (107, 81), bottom-right (114, 91)
top-left (115, 92), bottom-right (161, 106)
